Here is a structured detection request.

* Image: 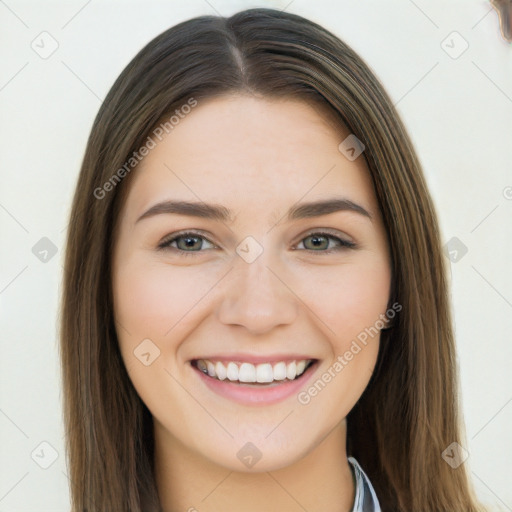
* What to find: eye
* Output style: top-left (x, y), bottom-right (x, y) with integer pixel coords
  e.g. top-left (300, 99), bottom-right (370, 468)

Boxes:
top-left (158, 231), bottom-right (216, 255)
top-left (157, 230), bottom-right (356, 256)
top-left (294, 231), bottom-right (356, 253)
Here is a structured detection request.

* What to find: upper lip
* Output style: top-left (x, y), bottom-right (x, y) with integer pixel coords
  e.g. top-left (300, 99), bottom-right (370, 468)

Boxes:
top-left (190, 353), bottom-right (317, 364)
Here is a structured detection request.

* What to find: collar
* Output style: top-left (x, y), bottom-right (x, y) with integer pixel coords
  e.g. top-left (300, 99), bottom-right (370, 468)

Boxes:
top-left (348, 456), bottom-right (381, 512)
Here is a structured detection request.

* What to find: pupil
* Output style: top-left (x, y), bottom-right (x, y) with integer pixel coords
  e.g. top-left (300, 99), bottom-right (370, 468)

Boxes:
top-left (309, 235), bottom-right (327, 249)
top-left (182, 236), bottom-right (200, 250)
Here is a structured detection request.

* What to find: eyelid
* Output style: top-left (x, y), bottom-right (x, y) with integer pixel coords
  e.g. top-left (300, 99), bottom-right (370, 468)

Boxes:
top-left (157, 229), bottom-right (216, 251)
top-left (294, 228), bottom-right (355, 247)
top-left (157, 228), bottom-right (357, 254)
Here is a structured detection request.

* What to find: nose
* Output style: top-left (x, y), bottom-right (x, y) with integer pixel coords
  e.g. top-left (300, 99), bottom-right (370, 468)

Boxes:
top-left (216, 250), bottom-right (299, 335)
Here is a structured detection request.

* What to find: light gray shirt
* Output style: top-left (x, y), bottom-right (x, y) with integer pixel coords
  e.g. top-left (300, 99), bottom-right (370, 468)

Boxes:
top-left (348, 457), bottom-right (381, 512)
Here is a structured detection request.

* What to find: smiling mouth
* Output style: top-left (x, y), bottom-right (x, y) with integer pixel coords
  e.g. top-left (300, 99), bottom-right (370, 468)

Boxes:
top-left (191, 358), bottom-right (317, 386)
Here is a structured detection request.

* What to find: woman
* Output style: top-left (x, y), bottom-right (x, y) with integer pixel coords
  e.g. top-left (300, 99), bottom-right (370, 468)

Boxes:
top-left (60, 7), bottom-right (483, 511)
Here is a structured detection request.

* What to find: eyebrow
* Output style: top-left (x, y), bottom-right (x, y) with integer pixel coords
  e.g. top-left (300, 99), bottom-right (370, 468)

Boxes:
top-left (135, 197), bottom-right (372, 224)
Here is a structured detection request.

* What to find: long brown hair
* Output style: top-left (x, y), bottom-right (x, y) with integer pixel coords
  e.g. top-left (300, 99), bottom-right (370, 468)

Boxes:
top-left (60, 7), bottom-right (482, 511)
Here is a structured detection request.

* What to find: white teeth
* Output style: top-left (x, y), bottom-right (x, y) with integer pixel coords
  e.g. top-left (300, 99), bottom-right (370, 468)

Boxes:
top-left (215, 361), bottom-right (227, 380)
top-left (256, 363), bottom-right (273, 383)
top-left (239, 363), bottom-right (256, 383)
top-left (196, 358), bottom-right (313, 383)
top-left (226, 362), bottom-right (239, 381)
top-left (296, 360), bottom-right (306, 375)
top-left (272, 362), bottom-right (287, 381)
top-left (286, 361), bottom-right (297, 380)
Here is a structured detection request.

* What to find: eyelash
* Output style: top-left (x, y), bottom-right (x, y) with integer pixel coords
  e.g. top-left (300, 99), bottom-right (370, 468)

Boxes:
top-left (157, 230), bottom-right (356, 256)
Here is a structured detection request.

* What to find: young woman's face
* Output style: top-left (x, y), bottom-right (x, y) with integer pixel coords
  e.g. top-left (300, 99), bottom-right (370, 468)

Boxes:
top-left (112, 95), bottom-right (391, 472)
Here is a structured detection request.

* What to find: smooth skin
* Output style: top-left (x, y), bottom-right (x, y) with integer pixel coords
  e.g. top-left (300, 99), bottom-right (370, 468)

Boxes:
top-left (112, 95), bottom-right (392, 512)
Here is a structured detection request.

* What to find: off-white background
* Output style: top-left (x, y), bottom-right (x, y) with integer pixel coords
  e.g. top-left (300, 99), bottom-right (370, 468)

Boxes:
top-left (1, 1), bottom-right (511, 510)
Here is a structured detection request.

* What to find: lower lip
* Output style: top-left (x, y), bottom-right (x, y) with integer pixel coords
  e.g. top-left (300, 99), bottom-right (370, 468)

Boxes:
top-left (192, 361), bottom-right (318, 406)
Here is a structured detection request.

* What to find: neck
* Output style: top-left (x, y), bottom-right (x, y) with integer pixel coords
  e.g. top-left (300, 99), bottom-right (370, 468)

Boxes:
top-left (154, 420), bottom-right (355, 512)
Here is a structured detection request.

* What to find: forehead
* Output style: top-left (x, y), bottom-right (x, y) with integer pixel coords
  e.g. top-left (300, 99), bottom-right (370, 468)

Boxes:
top-left (123, 95), bottom-right (378, 222)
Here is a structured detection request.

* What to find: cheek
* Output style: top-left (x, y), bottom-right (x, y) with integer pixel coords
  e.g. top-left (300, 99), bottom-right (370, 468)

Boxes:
top-left (294, 262), bottom-right (388, 418)
top-left (114, 249), bottom-right (390, 355)
top-left (112, 256), bottom-right (201, 416)
top-left (113, 256), bottom-right (213, 340)
top-left (294, 256), bottom-right (391, 344)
